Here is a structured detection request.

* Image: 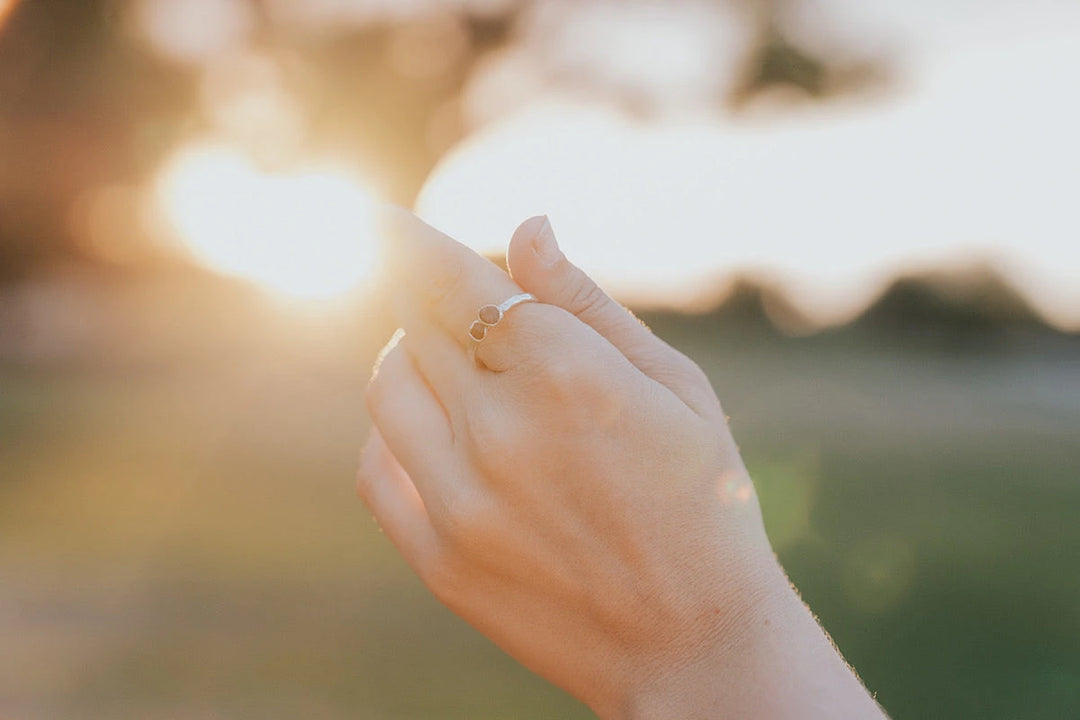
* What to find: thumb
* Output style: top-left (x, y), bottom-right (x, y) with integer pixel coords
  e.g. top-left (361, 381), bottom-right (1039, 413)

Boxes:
top-left (506, 215), bottom-right (722, 421)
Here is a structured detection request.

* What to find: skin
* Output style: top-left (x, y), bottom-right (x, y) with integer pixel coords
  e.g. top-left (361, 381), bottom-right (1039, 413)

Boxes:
top-left (359, 210), bottom-right (889, 719)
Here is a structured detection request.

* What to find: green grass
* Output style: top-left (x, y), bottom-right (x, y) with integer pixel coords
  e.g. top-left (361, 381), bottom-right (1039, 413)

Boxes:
top-left (1, 306), bottom-right (1078, 719)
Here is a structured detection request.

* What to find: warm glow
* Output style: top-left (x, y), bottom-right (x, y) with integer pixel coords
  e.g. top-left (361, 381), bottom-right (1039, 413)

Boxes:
top-left (131, 0), bottom-right (253, 64)
top-left (155, 143), bottom-right (379, 300)
top-left (419, 1), bottom-right (1080, 329)
top-left (0, 0), bottom-right (19, 31)
top-left (418, 87), bottom-right (1080, 328)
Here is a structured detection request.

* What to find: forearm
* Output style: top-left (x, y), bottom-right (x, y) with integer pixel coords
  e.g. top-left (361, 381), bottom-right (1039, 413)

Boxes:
top-left (615, 559), bottom-right (887, 720)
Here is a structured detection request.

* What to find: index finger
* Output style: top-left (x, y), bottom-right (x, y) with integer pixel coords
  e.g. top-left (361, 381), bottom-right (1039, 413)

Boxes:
top-left (379, 206), bottom-right (531, 364)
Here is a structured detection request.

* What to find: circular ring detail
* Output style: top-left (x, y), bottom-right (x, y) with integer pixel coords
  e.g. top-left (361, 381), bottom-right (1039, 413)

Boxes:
top-left (467, 292), bottom-right (536, 348)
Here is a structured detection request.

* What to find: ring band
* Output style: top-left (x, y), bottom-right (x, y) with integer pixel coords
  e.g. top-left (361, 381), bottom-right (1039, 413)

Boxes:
top-left (468, 292), bottom-right (537, 345)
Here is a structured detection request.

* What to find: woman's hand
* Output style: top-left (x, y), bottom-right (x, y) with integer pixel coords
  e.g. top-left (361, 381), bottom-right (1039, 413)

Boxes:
top-left (359, 211), bottom-right (887, 719)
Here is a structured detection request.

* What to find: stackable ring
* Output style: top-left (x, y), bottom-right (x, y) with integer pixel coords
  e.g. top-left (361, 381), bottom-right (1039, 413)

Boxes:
top-left (467, 293), bottom-right (537, 347)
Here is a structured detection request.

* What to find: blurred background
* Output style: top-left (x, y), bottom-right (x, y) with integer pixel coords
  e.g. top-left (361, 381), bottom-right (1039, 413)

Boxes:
top-left (1, 0), bottom-right (1078, 717)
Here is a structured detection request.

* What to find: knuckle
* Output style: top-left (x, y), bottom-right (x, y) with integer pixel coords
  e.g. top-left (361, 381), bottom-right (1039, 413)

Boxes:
top-left (543, 353), bottom-right (631, 427)
top-left (419, 552), bottom-right (463, 604)
top-left (465, 404), bottom-right (522, 457)
top-left (539, 353), bottom-right (587, 387)
top-left (488, 307), bottom-right (549, 356)
top-left (433, 489), bottom-right (481, 540)
top-left (671, 351), bottom-right (720, 403)
top-left (682, 355), bottom-right (712, 389)
top-left (536, 343), bottom-right (606, 393)
top-left (434, 492), bottom-right (498, 557)
top-left (648, 340), bottom-right (716, 397)
top-left (565, 273), bottom-right (610, 320)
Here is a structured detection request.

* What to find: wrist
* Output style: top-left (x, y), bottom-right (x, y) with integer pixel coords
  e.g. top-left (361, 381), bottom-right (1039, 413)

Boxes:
top-left (611, 558), bottom-right (885, 720)
top-left (610, 555), bottom-right (792, 720)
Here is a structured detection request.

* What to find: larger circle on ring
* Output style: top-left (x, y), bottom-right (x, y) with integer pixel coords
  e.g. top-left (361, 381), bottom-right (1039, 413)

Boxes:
top-left (478, 305), bottom-right (503, 325)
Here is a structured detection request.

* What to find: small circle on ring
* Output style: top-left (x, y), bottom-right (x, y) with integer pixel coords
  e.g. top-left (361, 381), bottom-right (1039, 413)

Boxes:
top-left (467, 293), bottom-right (536, 346)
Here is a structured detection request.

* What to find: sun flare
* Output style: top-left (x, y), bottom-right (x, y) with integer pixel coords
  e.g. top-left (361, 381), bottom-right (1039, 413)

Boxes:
top-left (155, 143), bottom-right (379, 301)
top-left (0, 0), bottom-right (19, 30)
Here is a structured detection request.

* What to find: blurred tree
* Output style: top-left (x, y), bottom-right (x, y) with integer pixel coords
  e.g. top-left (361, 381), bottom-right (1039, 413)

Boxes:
top-left (728, 0), bottom-right (889, 108)
top-left (0, 0), bottom-right (888, 280)
top-left (0, 0), bottom-right (195, 278)
top-left (848, 268), bottom-right (1057, 350)
top-left (273, 6), bottom-right (524, 208)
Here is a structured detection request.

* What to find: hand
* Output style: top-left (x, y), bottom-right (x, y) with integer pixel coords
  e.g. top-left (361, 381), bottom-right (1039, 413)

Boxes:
top-left (359, 211), bottom-right (886, 719)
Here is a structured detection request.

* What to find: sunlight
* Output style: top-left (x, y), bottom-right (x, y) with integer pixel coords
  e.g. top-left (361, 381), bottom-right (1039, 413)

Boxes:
top-left (155, 143), bottom-right (379, 301)
top-left (0, 0), bottom-right (19, 32)
top-left (417, 101), bottom-right (904, 324)
top-left (418, 0), bottom-right (1080, 330)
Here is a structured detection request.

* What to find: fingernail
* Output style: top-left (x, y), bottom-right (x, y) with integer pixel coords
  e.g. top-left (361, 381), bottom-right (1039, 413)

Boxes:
top-left (533, 215), bottom-right (562, 267)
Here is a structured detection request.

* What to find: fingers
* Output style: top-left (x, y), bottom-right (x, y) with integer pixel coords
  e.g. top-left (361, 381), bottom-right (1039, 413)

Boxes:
top-left (506, 216), bottom-right (723, 420)
top-left (391, 296), bottom-right (478, 424)
top-left (356, 429), bottom-right (438, 571)
top-left (379, 205), bottom-right (556, 372)
top-left (381, 206), bottom-right (521, 349)
top-left (366, 334), bottom-right (463, 505)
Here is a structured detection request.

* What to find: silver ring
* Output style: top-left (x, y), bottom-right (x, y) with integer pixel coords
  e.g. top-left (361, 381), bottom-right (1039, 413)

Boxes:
top-left (468, 292), bottom-right (536, 345)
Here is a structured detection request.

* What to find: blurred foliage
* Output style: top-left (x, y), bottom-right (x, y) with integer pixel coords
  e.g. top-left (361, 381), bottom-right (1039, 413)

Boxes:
top-left (848, 268), bottom-right (1058, 351)
top-left (1, 283), bottom-right (1078, 718)
top-left (0, 0), bottom-right (888, 280)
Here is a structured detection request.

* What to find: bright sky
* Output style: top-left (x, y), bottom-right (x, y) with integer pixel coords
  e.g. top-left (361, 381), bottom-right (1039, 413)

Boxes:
top-left (417, 0), bottom-right (1080, 328)
top-left (146, 0), bottom-right (1080, 328)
